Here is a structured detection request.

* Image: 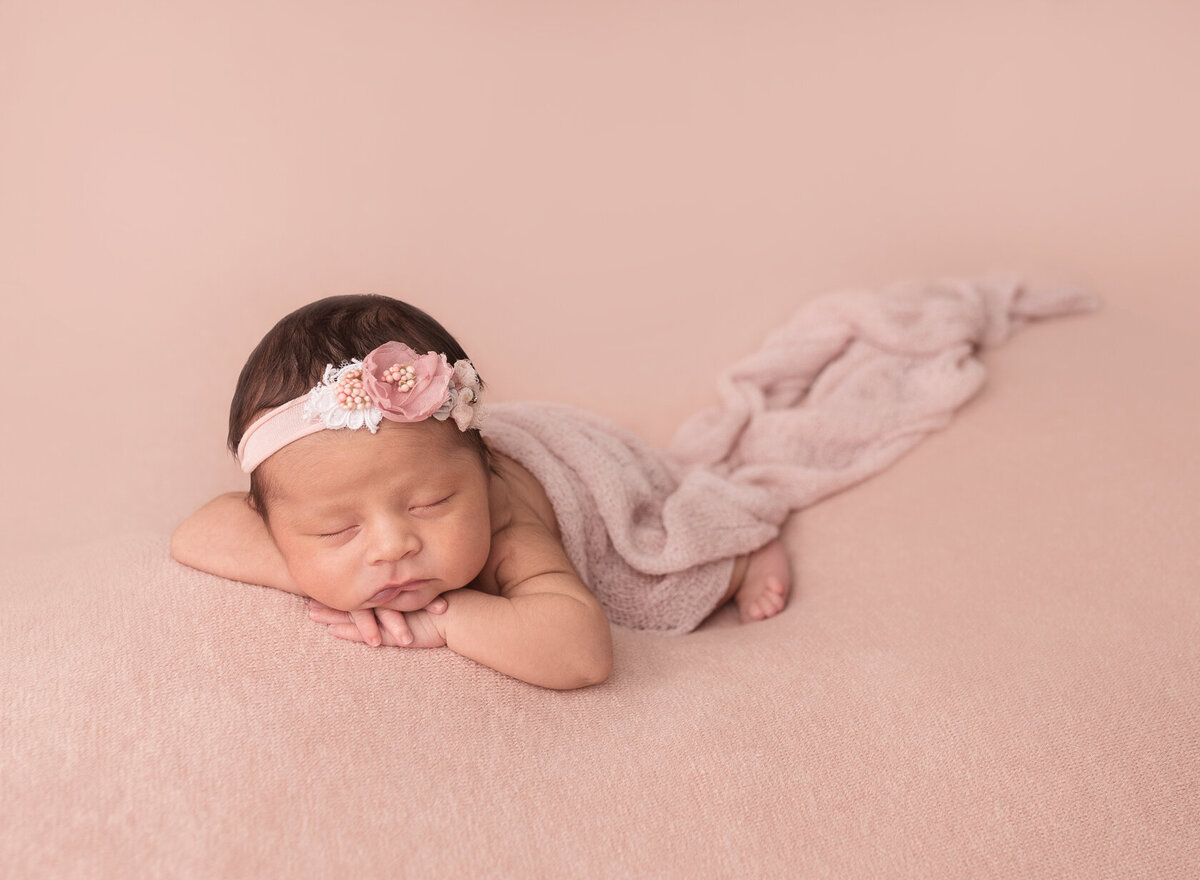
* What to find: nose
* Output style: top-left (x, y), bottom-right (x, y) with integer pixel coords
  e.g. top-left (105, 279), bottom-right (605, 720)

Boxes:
top-left (366, 518), bottom-right (421, 566)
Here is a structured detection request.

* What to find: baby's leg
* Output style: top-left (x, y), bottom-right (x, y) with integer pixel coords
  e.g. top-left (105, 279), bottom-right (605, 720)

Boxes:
top-left (721, 540), bottom-right (792, 624)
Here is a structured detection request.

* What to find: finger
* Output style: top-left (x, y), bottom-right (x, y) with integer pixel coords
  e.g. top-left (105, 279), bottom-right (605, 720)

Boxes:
top-left (349, 608), bottom-right (382, 647)
top-left (327, 623), bottom-right (366, 643)
top-left (309, 607), bottom-right (342, 625)
top-left (426, 596), bottom-right (448, 614)
top-left (376, 608), bottom-right (414, 646)
top-left (308, 599), bottom-right (337, 619)
top-left (308, 604), bottom-right (352, 625)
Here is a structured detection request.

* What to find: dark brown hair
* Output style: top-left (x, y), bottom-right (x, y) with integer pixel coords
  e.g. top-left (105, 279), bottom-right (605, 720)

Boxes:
top-left (229, 294), bottom-right (489, 515)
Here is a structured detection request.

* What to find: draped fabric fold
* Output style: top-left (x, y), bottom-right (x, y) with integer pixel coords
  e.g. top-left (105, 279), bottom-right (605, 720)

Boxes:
top-left (483, 276), bottom-right (1099, 634)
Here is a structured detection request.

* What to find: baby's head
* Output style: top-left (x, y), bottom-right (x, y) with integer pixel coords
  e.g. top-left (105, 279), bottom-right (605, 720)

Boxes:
top-left (228, 294), bottom-right (494, 611)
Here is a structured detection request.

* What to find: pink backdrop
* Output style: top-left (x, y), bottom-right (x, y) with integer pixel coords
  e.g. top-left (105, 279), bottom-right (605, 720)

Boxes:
top-left (2, 1), bottom-right (1198, 557)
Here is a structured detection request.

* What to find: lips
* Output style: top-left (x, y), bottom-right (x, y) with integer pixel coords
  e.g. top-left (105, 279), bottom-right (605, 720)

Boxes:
top-left (368, 580), bottom-right (431, 604)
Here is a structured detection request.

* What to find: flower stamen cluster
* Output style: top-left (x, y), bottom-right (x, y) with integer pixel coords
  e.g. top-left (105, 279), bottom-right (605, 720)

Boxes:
top-left (381, 363), bottom-right (417, 392)
top-left (335, 369), bottom-right (373, 411)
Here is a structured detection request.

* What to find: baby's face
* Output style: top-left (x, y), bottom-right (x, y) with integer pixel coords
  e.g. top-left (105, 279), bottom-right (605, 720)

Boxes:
top-left (259, 418), bottom-right (493, 613)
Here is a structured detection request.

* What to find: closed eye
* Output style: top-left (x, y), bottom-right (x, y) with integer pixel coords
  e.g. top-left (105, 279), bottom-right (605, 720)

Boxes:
top-left (412, 494), bottom-right (453, 512)
top-left (316, 525), bottom-right (356, 539)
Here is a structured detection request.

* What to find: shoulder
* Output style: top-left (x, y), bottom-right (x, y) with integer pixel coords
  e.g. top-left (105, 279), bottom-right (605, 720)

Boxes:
top-left (488, 451), bottom-right (560, 537)
top-left (484, 453), bottom-right (592, 602)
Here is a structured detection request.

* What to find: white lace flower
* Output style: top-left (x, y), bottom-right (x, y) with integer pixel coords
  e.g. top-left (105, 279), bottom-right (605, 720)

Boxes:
top-left (302, 360), bottom-right (384, 433)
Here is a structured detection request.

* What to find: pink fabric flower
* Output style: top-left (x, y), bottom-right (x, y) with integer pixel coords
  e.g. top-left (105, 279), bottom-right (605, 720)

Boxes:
top-left (362, 342), bottom-right (453, 422)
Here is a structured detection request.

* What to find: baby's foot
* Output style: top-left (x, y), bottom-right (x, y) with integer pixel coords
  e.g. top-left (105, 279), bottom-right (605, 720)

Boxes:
top-left (735, 540), bottom-right (792, 624)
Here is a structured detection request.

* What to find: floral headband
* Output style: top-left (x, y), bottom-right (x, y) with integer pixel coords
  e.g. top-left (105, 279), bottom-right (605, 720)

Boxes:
top-left (236, 341), bottom-right (484, 473)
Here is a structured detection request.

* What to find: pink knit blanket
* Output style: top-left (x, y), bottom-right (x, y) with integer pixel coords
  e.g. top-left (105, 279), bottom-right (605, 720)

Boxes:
top-left (483, 276), bottom-right (1098, 634)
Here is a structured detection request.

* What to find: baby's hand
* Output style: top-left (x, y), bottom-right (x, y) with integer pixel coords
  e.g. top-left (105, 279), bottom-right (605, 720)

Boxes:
top-left (307, 597), bottom-right (448, 649)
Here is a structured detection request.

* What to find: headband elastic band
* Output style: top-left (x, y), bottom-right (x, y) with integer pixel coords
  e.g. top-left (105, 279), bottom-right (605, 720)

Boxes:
top-left (237, 398), bottom-right (327, 474)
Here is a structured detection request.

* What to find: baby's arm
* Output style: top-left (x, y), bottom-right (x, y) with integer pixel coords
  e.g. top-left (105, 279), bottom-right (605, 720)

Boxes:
top-left (171, 492), bottom-right (302, 593)
top-left (437, 584), bottom-right (611, 690)
top-left (438, 522), bottom-right (612, 690)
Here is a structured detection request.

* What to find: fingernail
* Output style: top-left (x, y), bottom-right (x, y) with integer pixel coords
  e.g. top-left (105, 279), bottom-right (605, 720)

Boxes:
top-left (401, 633), bottom-right (413, 646)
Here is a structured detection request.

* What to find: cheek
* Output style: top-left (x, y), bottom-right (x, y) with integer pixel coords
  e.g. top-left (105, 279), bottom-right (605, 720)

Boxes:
top-left (425, 513), bottom-right (490, 586)
top-left (276, 541), bottom-right (354, 605)
top-left (457, 509), bottom-right (494, 576)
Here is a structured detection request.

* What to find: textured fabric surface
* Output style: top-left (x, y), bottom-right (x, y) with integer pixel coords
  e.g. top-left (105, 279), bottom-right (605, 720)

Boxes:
top-left (485, 277), bottom-right (1097, 633)
top-left (2, 301), bottom-right (1197, 879)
